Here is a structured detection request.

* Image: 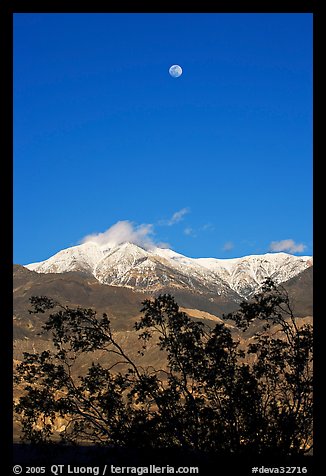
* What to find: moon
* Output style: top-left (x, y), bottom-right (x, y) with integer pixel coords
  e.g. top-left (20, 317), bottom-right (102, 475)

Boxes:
top-left (169, 64), bottom-right (182, 78)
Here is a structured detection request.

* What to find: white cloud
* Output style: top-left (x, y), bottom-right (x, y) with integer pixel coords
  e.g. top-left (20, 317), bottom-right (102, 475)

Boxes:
top-left (269, 239), bottom-right (306, 254)
top-left (223, 241), bottom-right (234, 251)
top-left (159, 207), bottom-right (190, 226)
top-left (81, 221), bottom-right (156, 250)
top-left (170, 207), bottom-right (189, 224)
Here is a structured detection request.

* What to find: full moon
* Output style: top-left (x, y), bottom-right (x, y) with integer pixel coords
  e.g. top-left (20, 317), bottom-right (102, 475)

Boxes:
top-left (169, 64), bottom-right (182, 78)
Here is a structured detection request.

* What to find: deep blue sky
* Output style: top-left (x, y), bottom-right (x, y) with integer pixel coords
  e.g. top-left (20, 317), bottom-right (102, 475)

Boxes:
top-left (14, 13), bottom-right (313, 264)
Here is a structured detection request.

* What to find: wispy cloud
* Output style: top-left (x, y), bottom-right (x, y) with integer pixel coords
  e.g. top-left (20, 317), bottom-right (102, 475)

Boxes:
top-left (269, 239), bottom-right (306, 254)
top-left (80, 220), bottom-right (156, 250)
top-left (201, 223), bottom-right (215, 232)
top-left (183, 222), bottom-right (214, 239)
top-left (184, 227), bottom-right (196, 237)
top-left (223, 241), bottom-right (234, 251)
top-left (160, 207), bottom-right (190, 226)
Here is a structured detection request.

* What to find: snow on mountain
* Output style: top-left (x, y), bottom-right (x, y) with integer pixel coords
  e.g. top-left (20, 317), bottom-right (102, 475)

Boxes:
top-left (196, 253), bottom-right (312, 298)
top-left (94, 243), bottom-right (158, 288)
top-left (25, 242), bottom-right (312, 299)
top-left (26, 242), bottom-right (105, 275)
top-left (92, 243), bottom-right (233, 296)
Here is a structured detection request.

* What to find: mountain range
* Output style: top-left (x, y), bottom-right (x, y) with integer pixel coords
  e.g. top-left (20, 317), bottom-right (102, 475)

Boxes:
top-left (14, 242), bottom-right (313, 359)
top-left (26, 241), bottom-right (312, 300)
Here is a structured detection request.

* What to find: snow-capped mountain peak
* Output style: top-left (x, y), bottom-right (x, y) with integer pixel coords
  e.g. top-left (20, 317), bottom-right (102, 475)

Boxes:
top-left (26, 242), bottom-right (105, 275)
top-left (196, 252), bottom-right (312, 297)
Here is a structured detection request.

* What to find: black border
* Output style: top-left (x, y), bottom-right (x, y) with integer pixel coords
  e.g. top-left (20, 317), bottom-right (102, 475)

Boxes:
top-left (1, 0), bottom-right (14, 468)
top-left (3, 1), bottom-right (320, 474)
top-left (0, 0), bottom-right (320, 13)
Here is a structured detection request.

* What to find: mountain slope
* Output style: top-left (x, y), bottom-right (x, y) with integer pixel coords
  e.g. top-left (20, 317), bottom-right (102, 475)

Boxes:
top-left (27, 242), bottom-right (104, 275)
top-left (197, 253), bottom-right (312, 298)
top-left (283, 266), bottom-right (313, 317)
top-left (13, 262), bottom-right (313, 354)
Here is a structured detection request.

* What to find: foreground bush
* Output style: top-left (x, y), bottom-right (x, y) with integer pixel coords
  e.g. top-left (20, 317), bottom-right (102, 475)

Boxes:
top-left (14, 279), bottom-right (313, 456)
